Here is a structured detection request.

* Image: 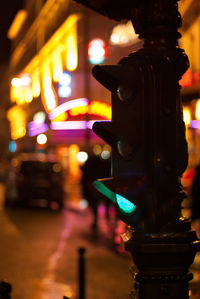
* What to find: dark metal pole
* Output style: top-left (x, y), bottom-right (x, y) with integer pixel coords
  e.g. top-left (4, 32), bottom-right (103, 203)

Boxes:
top-left (122, 1), bottom-right (200, 298)
top-left (78, 247), bottom-right (86, 299)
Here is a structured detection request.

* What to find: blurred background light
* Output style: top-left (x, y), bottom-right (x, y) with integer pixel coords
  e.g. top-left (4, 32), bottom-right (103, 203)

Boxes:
top-left (20, 74), bottom-right (31, 87)
top-left (33, 111), bottom-right (46, 124)
top-left (93, 144), bottom-right (102, 156)
top-left (58, 86), bottom-right (71, 98)
top-left (7, 9), bottom-right (27, 40)
top-left (183, 107), bottom-right (191, 126)
top-left (110, 20), bottom-right (139, 46)
top-left (101, 150), bottom-right (110, 160)
top-left (9, 141), bottom-right (17, 153)
top-left (76, 151), bottom-right (88, 163)
top-left (37, 133), bottom-right (47, 145)
top-left (11, 77), bottom-right (21, 88)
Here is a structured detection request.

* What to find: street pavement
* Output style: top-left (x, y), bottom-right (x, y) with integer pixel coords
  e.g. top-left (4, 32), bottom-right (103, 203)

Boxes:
top-left (0, 182), bottom-right (133, 299)
top-left (0, 182), bottom-right (200, 298)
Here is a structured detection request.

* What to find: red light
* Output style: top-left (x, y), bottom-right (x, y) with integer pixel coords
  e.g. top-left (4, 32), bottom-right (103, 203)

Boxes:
top-left (179, 69), bottom-right (193, 88)
top-left (87, 38), bottom-right (108, 64)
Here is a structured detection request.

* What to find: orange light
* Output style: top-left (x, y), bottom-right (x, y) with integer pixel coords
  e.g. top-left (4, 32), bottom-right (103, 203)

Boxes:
top-left (179, 69), bottom-right (193, 88)
top-left (69, 105), bottom-right (88, 117)
top-left (7, 10), bottom-right (27, 40)
top-left (69, 100), bottom-right (111, 120)
top-left (89, 101), bottom-right (111, 119)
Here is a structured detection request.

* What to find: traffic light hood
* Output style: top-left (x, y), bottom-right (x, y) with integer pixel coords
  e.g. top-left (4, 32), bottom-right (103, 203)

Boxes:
top-left (72, 0), bottom-right (141, 21)
top-left (92, 64), bottom-right (141, 93)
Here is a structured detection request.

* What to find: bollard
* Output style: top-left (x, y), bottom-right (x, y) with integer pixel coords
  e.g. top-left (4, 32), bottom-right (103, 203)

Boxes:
top-left (0, 280), bottom-right (12, 299)
top-left (78, 247), bottom-right (86, 299)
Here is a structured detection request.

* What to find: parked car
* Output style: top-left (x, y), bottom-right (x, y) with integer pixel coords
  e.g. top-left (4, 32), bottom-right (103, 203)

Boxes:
top-left (5, 159), bottom-right (64, 210)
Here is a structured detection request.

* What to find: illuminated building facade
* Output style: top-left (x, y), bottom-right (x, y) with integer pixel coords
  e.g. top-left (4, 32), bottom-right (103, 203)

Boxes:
top-left (7, 0), bottom-right (140, 178)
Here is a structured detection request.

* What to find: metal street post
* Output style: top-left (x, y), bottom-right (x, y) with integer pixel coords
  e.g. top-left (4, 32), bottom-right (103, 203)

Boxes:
top-left (73, 0), bottom-right (200, 298)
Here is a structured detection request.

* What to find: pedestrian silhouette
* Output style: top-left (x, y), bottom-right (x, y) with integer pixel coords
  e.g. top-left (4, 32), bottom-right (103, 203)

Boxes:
top-left (81, 154), bottom-right (111, 229)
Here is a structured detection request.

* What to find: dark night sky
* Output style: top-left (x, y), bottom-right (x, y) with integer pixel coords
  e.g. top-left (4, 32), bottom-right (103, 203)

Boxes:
top-left (0, 0), bottom-right (23, 63)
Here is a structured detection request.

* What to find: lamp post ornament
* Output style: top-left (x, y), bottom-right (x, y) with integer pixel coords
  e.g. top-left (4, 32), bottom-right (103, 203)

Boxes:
top-left (73, 0), bottom-right (200, 298)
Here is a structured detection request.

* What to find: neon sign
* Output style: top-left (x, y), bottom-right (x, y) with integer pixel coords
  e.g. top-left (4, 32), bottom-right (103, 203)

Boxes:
top-left (70, 100), bottom-right (111, 120)
top-left (48, 98), bottom-right (88, 120)
top-left (48, 98), bottom-right (111, 122)
top-left (50, 120), bottom-right (104, 130)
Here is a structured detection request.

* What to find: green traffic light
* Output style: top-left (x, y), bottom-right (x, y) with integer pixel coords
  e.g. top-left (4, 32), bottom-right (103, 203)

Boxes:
top-left (93, 180), bottom-right (136, 215)
top-left (115, 194), bottom-right (136, 214)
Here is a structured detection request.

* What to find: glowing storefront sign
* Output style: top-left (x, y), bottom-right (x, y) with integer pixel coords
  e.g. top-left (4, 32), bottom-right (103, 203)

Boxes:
top-left (49, 97), bottom-right (111, 131)
top-left (31, 70), bottom-right (40, 98)
top-left (48, 98), bottom-right (111, 122)
top-left (69, 100), bottom-right (111, 120)
top-left (66, 18), bottom-right (78, 71)
top-left (52, 46), bottom-right (63, 82)
top-left (10, 14), bottom-right (79, 106)
top-left (48, 98), bottom-right (88, 120)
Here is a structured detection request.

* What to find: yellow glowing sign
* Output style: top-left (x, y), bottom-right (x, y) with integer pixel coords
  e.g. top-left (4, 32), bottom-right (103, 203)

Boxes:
top-left (25, 88), bottom-right (33, 103)
top-left (53, 112), bottom-right (68, 122)
top-left (10, 74), bottom-right (33, 105)
top-left (10, 14), bottom-right (79, 108)
top-left (66, 21), bottom-right (78, 71)
top-left (41, 85), bottom-right (57, 113)
top-left (52, 46), bottom-right (63, 82)
top-left (7, 106), bottom-right (26, 140)
top-left (41, 59), bottom-right (57, 113)
top-left (31, 70), bottom-right (40, 98)
top-left (69, 101), bottom-right (111, 120)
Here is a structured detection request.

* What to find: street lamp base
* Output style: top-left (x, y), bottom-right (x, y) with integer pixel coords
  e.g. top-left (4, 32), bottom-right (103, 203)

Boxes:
top-left (123, 226), bottom-right (200, 299)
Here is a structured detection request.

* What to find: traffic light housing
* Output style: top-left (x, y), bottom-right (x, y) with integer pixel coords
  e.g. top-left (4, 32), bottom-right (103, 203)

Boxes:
top-left (92, 52), bottom-right (188, 231)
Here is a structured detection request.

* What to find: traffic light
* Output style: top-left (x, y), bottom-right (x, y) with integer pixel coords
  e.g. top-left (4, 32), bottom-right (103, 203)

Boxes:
top-left (92, 52), bottom-right (188, 230)
top-left (87, 39), bottom-right (108, 65)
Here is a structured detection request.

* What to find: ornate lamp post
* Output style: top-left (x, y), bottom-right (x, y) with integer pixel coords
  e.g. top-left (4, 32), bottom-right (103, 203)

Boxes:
top-left (73, 0), bottom-right (200, 298)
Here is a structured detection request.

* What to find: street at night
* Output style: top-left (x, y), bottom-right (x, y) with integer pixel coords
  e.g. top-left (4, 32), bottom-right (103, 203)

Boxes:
top-left (0, 183), bottom-right (133, 299)
top-left (0, 0), bottom-right (200, 298)
top-left (0, 182), bottom-right (200, 299)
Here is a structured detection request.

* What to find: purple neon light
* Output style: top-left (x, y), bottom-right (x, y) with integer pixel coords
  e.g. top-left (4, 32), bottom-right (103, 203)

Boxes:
top-left (50, 121), bottom-right (87, 130)
top-left (50, 120), bottom-right (101, 130)
top-left (190, 120), bottom-right (200, 129)
top-left (28, 123), bottom-right (48, 136)
top-left (28, 120), bottom-right (41, 130)
top-left (48, 98), bottom-right (88, 120)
